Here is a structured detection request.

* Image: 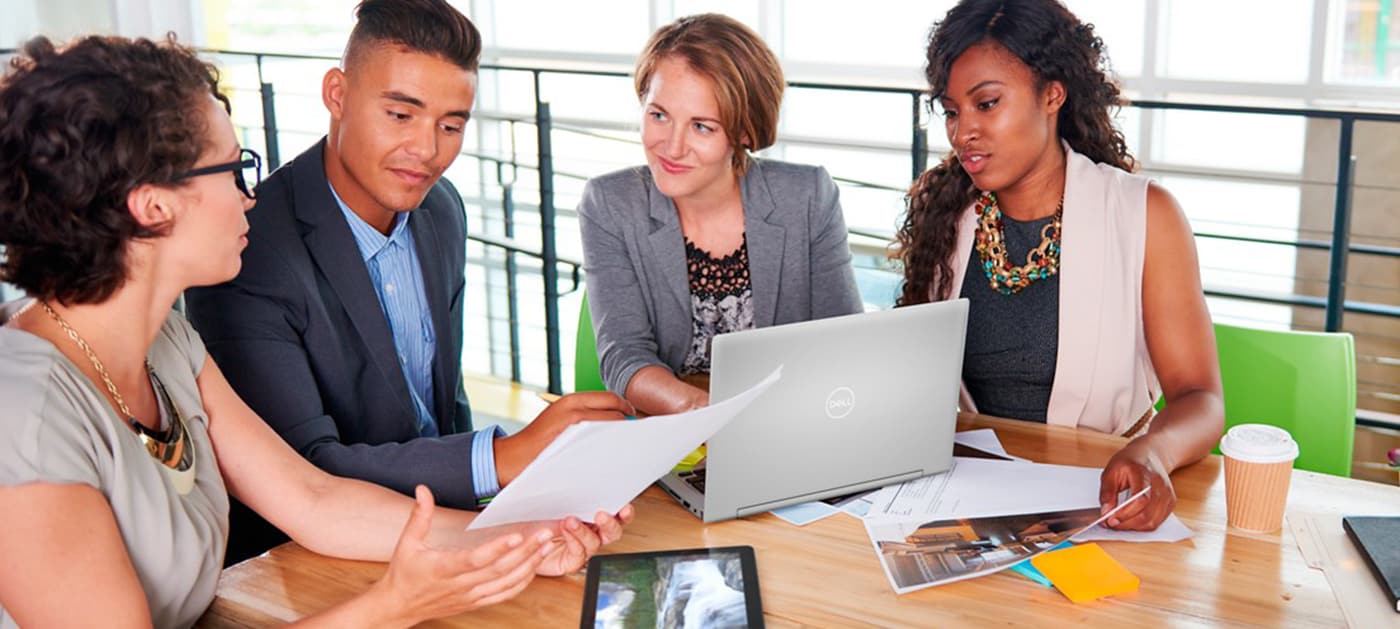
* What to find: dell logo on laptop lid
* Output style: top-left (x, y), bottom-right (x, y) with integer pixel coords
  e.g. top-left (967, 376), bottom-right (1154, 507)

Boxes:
top-left (825, 387), bottom-right (856, 419)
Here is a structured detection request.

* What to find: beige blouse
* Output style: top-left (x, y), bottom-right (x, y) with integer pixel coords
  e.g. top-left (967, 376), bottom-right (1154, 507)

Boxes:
top-left (0, 300), bottom-right (229, 629)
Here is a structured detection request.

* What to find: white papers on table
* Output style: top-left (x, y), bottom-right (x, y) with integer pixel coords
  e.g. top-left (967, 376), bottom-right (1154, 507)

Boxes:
top-left (1076, 515), bottom-right (1194, 543)
top-left (1289, 512), bottom-right (1400, 627)
top-left (865, 457), bottom-right (1194, 543)
top-left (767, 429), bottom-right (1021, 526)
top-left (865, 488), bottom-right (1150, 594)
top-left (953, 428), bottom-right (1027, 461)
top-left (868, 457), bottom-right (1104, 520)
top-left (467, 367), bottom-right (782, 529)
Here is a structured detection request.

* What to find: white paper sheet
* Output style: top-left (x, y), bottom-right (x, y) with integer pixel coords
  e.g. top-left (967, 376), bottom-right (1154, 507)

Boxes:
top-left (952, 429), bottom-right (1010, 457)
top-left (1075, 514), bottom-right (1195, 543)
top-left (768, 430), bottom-right (1019, 525)
top-left (865, 457), bottom-right (1194, 542)
top-left (467, 367), bottom-right (783, 529)
top-left (865, 488), bottom-right (1150, 594)
top-left (1290, 512), bottom-right (1400, 626)
top-left (867, 457), bottom-right (1105, 520)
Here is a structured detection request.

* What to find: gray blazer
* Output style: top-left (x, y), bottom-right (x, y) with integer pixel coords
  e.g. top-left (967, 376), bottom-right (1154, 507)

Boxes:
top-left (578, 158), bottom-right (863, 395)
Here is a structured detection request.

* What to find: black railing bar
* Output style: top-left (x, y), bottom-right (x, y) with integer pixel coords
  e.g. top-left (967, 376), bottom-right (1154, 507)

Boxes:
top-left (1203, 273), bottom-right (1397, 294)
top-left (1189, 217), bottom-right (1392, 241)
top-left (548, 123), bottom-right (640, 144)
top-left (462, 255), bottom-right (582, 294)
top-left (467, 233), bottom-right (582, 268)
top-left (199, 47), bottom-right (338, 62)
top-left (1194, 232), bottom-right (1400, 258)
top-left (1139, 162), bottom-right (1400, 190)
top-left (1197, 266), bottom-right (1336, 284)
top-left (482, 63), bottom-right (631, 79)
top-left (1204, 287), bottom-right (1399, 318)
top-left (544, 119), bottom-right (930, 162)
top-left (469, 202), bottom-right (587, 225)
top-left (475, 111), bottom-right (538, 125)
top-left (9, 47), bottom-right (1400, 122)
top-left (831, 176), bottom-right (906, 193)
top-left (788, 80), bottom-right (924, 96)
top-left (1357, 417), bottom-right (1400, 430)
top-left (1130, 99), bottom-right (1400, 123)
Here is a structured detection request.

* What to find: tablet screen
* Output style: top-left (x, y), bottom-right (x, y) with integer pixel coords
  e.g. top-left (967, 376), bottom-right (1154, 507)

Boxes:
top-left (581, 545), bottom-right (764, 629)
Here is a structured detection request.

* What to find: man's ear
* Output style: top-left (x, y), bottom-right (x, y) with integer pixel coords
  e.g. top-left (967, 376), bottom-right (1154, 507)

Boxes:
top-left (125, 184), bottom-right (174, 229)
top-left (1044, 80), bottom-right (1067, 115)
top-left (323, 67), bottom-right (346, 120)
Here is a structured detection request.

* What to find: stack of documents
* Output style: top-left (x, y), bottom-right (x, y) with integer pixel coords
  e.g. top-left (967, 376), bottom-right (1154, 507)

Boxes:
top-left (852, 431), bottom-right (1193, 594)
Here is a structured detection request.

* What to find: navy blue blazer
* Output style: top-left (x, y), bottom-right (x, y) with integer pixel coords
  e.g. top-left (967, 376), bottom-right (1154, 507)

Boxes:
top-left (186, 139), bottom-right (481, 508)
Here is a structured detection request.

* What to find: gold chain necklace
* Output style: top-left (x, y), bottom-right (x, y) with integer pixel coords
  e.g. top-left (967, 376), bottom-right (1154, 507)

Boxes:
top-left (39, 303), bottom-right (196, 486)
top-left (973, 191), bottom-right (1064, 295)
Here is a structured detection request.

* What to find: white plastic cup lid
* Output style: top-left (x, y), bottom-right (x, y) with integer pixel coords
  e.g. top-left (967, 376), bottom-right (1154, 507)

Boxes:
top-left (1219, 424), bottom-right (1300, 464)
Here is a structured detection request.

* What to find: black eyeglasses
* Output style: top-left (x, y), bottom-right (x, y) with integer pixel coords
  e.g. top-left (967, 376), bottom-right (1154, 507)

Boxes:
top-left (175, 148), bottom-right (263, 200)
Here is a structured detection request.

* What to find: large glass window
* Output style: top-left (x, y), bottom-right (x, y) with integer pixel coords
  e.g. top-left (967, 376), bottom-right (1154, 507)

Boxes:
top-left (782, 0), bottom-right (953, 67)
top-left (488, 0), bottom-right (649, 54)
top-left (1160, 0), bottom-right (1314, 83)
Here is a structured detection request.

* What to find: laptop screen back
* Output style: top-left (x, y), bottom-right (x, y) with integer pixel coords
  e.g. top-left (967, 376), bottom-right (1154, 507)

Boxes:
top-left (701, 299), bottom-right (969, 521)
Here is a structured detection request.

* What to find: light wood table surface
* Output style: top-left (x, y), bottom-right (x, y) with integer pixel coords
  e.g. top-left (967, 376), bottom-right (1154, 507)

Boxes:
top-left (199, 413), bottom-right (1400, 627)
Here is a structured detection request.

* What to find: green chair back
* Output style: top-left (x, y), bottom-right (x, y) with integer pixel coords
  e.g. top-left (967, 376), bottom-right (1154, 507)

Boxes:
top-left (575, 292), bottom-right (606, 392)
top-left (1213, 322), bottom-right (1356, 477)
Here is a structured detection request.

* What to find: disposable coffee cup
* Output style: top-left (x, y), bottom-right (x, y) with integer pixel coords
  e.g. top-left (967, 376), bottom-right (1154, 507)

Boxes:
top-left (1219, 424), bottom-right (1299, 532)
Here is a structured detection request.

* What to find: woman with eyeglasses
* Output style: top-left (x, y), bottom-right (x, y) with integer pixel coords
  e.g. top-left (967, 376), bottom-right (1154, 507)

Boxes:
top-left (0, 36), bottom-right (624, 628)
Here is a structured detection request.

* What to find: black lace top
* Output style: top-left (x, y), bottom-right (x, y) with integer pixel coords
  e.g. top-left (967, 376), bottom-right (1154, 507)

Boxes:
top-left (680, 235), bottom-right (754, 375)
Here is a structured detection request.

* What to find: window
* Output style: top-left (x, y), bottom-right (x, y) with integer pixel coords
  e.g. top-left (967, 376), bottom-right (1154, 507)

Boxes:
top-left (1329, 0), bottom-right (1400, 83)
top-left (1159, 0), bottom-right (1313, 84)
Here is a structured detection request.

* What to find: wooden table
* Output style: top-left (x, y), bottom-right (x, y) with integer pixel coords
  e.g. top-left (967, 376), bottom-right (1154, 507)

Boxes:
top-left (199, 413), bottom-right (1400, 627)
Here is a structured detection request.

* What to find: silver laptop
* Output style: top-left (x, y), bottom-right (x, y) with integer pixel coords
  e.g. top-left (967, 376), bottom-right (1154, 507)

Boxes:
top-left (658, 299), bottom-right (969, 522)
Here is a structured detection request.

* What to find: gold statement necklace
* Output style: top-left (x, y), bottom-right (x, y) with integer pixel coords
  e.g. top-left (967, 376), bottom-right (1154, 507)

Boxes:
top-left (41, 302), bottom-right (197, 495)
top-left (973, 191), bottom-right (1064, 295)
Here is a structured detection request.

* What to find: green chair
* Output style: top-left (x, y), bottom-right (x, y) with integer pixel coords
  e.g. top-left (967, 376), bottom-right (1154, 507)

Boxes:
top-left (1213, 323), bottom-right (1356, 477)
top-left (575, 293), bottom-right (606, 392)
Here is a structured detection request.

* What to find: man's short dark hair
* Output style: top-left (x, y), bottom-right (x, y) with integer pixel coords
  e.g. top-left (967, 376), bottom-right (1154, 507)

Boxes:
top-left (344, 0), bottom-right (482, 72)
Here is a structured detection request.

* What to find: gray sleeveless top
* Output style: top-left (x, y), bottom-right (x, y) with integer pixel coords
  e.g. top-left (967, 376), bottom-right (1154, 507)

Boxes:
top-left (0, 300), bottom-right (229, 629)
top-left (959, 214), bottom-right (1060, 423)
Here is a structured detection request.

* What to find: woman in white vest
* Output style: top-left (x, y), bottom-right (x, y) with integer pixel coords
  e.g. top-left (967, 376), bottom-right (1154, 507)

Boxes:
top-left (896, 0), bottom-right (1225, 531)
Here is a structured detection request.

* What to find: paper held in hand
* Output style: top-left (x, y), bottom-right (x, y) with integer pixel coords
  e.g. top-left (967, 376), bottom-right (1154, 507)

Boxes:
top-left (467, 366), bottom-right (783, 529)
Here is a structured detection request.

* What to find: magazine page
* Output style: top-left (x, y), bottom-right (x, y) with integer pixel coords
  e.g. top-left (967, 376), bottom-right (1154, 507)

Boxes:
top-left (865, 488), bottom-right (1148, 594)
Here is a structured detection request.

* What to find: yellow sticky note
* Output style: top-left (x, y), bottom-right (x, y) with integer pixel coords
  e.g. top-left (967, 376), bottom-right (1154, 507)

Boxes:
top-left (1030, 543), bottom-right (1139, 603)
top-left (673, 444), bottom-right (707, 472)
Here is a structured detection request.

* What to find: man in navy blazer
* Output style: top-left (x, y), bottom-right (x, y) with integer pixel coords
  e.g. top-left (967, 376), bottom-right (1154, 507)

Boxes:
top-left (187, 0), bottom-right (630, 564)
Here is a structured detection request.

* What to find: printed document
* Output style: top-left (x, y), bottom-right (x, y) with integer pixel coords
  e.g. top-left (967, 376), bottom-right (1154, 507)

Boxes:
top-left (468, 367), bottom-right (782, 529)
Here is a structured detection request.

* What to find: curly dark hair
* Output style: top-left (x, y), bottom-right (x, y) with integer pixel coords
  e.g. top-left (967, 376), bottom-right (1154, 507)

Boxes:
top-left (0, 34), bottom-right (227, 305)
top-left (895, 0), bottom-right (1134, 305)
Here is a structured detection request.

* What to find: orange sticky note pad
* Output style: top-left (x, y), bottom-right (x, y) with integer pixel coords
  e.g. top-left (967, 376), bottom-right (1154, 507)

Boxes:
top-left (1030, 543), bottom-right (1139, 603)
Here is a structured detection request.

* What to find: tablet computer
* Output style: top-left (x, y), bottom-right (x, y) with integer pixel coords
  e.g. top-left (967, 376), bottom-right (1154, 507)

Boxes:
top-left (580, 545), bottom-right (765, 628)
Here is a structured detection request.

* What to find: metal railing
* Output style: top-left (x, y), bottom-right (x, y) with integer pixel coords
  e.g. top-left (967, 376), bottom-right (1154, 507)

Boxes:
top-left (3, 47), bottom-right (1396, 424)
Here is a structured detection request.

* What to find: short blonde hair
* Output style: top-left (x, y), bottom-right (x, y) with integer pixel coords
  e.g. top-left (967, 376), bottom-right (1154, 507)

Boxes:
top-left (634, 14), bottom-right (784, 172)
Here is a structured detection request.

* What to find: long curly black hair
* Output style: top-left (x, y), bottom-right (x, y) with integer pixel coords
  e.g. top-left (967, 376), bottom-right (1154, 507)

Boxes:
top-left (0, 35), bottom-right (226, 305)
top-left (896, 0), bottom-right (1134, 305)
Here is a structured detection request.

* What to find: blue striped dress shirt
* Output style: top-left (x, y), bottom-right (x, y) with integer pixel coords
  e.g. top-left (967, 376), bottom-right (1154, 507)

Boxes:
top-left (331, 185), bottom-right (502, 500)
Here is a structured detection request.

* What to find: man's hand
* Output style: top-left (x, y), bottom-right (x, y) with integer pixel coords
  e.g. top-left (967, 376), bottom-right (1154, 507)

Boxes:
top-left (494, 392), bottom-right (635, 486)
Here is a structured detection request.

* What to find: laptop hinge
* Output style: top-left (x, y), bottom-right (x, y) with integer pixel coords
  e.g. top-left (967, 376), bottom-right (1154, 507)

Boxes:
top-left (733, 469), bottom-right (926, 518)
